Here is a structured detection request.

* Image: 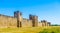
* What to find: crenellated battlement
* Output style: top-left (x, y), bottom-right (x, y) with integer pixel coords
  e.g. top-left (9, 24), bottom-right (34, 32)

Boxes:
top-left (0, 10), bottom-right (51, 28)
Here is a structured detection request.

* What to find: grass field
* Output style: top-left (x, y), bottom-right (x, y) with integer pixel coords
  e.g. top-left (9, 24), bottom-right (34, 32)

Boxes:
top-left (0, 26), bottom-right (60, 33)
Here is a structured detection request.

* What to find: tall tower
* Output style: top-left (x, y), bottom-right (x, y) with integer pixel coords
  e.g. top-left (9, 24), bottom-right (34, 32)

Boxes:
top-left (14, 11), bottom-right (22, 27)
top-left (29, 14), bottom-right (38, 27)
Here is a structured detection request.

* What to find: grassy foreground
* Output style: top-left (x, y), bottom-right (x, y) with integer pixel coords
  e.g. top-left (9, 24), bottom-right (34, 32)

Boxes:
top-left (0, 26), bottom-right (60, 33)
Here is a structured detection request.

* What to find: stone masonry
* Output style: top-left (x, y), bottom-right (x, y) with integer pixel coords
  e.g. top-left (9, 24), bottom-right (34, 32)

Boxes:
top-left (0, 11), bottom-right (51, 28)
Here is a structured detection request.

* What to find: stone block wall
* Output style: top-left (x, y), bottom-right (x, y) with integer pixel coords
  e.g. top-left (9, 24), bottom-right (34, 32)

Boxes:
top-left (22, 18), bottom-right (32, 27)
top-left (38, 22), bottom-right (42, 27)
top-left (0, 11), bottom-right (51, 28)
top-left (0, 15), bottom-right (17, 28)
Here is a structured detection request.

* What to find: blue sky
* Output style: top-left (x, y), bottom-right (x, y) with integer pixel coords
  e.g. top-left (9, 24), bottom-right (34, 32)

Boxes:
top-left (0, 0), bottom-right (60, 24)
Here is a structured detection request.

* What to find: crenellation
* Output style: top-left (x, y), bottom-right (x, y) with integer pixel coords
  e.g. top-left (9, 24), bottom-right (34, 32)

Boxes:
top-left (0, 11), bottom-right (51, 28)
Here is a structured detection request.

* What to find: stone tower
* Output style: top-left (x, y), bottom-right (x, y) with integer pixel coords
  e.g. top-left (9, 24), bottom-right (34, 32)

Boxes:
top-left (48, 22), bottom-right (51, 26)
top-left (41, 20), bottom-right (50, 26)
top-left (29, 14), bottom-right (38, 27)
top-left (41, 20), bottom-right (47, 26)
top-left (14, 11), bottom-right (22, 27)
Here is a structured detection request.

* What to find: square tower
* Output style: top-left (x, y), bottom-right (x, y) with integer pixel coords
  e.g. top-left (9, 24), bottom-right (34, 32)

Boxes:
top-left (29, 14), bottom-right (38, 27)
top-left (14, 11), bottom-right (22, 27)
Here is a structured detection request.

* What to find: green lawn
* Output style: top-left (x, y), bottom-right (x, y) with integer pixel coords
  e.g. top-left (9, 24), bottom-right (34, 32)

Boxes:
top-left (0, 26), bottom-right (60, 33)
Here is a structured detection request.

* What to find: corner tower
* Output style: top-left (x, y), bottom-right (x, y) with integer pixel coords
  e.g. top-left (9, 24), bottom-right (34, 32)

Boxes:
top-left (29, 14), bottom-right (38, 27)
top-left (14, 11), bottom-right (22, 27)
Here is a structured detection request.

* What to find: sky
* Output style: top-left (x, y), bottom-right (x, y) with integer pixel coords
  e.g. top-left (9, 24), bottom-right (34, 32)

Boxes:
top-left (0, 0), bottom-right (60, 24)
